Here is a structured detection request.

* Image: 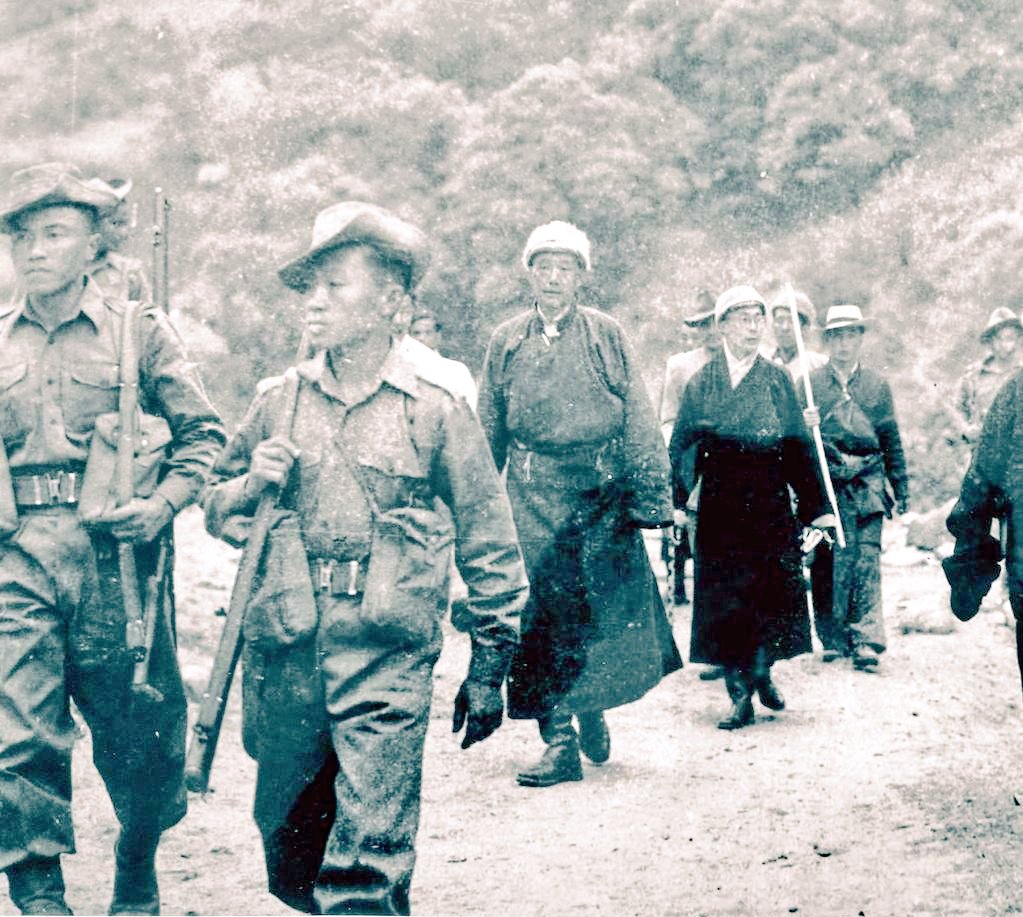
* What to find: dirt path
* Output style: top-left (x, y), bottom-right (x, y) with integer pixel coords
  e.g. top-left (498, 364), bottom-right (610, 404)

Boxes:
top-left (2, 511), bottom-right (1019, 916)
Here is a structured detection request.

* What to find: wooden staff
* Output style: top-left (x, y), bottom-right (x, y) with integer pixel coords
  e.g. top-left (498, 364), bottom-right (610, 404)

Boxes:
top-left (785, 282), bottom-right (846, 548)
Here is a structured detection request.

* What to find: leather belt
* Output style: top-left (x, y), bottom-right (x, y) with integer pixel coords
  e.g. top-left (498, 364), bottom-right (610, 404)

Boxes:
top-left (12, 468), bottom-right (83, 508)
top-left (310, 557), bottom-right (368, 597)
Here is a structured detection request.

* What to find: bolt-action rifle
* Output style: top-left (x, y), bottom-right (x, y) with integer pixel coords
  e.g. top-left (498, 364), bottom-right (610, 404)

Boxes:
top-left (185, 345), bottom-right (305, 793)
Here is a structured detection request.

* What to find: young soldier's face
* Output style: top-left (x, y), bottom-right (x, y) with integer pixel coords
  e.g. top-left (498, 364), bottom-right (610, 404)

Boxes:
top-left (9, 205), bottom-right (98, 297)
top-left (409, 317), bottom-right (441, 352)
top-left (528, 251), bottom-right (582, 312)
top-left (102, 200), bottom-right (132, 252)
top-left (824, 326), bottom-right (865, 368)
top-left (304, 245), bottom-right (401, 353)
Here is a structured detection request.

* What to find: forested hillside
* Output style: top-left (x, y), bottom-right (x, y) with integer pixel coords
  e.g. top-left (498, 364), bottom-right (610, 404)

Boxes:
top-left (2, 0), bottom-right (1022, 503)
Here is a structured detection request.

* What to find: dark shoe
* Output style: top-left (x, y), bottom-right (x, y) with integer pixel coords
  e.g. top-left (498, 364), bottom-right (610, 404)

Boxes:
top-left (517, 743), bottom-right (583, 787)
top-left (7, 857), bottom-right (73, 915)
top-left (821, 649), bottom-right (845, 663)
top-left (754, 674), bottom-right (785, 711)
top-left (719, 668), bottom-right (755, 730)
top-left (852, 648), bottom-right (880, 671)
top-left (109, 836), bottom-right (160, 916)
top-left (698, 666), bottom-right (726, 681)
top-left (576, 711), bottom-right (610, 764)
top-left (718, 696), bottom-right (754, 730)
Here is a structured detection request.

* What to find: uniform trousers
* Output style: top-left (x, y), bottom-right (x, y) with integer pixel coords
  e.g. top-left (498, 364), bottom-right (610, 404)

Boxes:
top-left (0, 508), bottom-right (186, 873)
top-left (245, 590), bottom-right (441, 916)
top-left (812, 510), bottom-right (886, 655)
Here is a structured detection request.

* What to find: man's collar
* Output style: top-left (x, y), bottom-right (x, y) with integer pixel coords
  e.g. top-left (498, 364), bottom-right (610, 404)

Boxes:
top-left (13, 276), bottom-right (106, 331)
top-left (297, 338), bottom-right (421, 404)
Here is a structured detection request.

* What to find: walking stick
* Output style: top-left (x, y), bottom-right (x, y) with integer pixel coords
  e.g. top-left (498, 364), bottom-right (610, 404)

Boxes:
top-left (784, 282), bottom-right (846, 548)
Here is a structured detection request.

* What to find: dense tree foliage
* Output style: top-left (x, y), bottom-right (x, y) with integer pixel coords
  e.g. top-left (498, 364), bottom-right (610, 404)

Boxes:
top-left (2, 0), bottom-right (1023, 501)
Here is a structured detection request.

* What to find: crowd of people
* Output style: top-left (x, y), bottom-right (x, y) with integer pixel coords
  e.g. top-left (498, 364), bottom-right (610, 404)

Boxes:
top-left (0, 161), bottom-right (1018, 916)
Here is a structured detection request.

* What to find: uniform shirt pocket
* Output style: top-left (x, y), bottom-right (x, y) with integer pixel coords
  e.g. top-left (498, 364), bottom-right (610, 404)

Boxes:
top-left (62, 361), bottom-right (120, 436)
top-left (0, 362), bottom-right (31, 450)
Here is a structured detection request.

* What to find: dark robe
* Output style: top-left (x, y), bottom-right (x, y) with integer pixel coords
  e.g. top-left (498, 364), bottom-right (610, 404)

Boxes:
top-left (946, 369), bottom-right (1023, 696)
top-left (670, 351), bottom-right (824, 668)
top-left (478, 304), bottom-right (681, 719)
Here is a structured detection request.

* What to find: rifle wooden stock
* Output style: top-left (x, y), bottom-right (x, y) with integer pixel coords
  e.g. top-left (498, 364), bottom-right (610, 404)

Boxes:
top-left (185, 363), bottom-right (304, 794)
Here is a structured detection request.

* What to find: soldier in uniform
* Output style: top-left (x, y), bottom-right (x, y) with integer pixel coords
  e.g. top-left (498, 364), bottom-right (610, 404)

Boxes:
top-left (84, 177), bottom-right (151, 303)
top-left (478, 220), bottom-right (681, 788)
top-left (808, 305), bottom-right (909, 670)
top-left (0, 163), bottom-right (225, 915)
top-left (950, 306), bottom-right (1022, 450)
top-left (202, 201), bottom-right (528, 915)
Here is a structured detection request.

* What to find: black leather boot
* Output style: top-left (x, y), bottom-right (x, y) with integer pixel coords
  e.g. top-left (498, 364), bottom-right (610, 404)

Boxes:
top-left (576, 711), bottom-right (610, 764)
top-left (7, 856), bottom-right (73, 915)
top-left (718, 668), bottom-right (754, 730)
top-left (517, 715), bottom-right (583, 787)
top-left (752, 647), bottom-right (785, 711)
top-left (109, 829), bottom-right (160, 916)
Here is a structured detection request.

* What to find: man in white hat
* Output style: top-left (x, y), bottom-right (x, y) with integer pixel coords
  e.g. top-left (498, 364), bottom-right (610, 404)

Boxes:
top-left (808, 304), bottom-right (909, 670)
top-left (478, 220), bottom-right (681, 787)
top-left (85, 177), bottom-right (151, 303)
top-left (0, 162), bottom-right (225, 915)
top-left (670, 285), bottom-right (830, 730)
top-left (951, 306), bottom-right (1023, 449)
top-left (203, 201), bottom-right (527, 914)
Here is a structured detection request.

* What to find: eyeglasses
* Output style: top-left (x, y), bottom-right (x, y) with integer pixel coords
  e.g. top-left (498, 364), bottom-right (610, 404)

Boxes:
top-left (725, 311), bottom-right (765, 328)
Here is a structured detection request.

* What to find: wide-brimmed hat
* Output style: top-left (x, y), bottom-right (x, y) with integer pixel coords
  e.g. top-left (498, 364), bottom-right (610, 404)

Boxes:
top-left (822, 304), bottom-right (868, 334)
top-left (714, 284), bottom-right (766, 323)
top-left (979, 306), bottom-right (1022, 343)
top-left (1, 162), bottom-right (118, 233)
top-left (84, 176), bottom-right (133, 202)
top-left (682, 307), bottom-right (716, 328)
top-left (521, 220), bottom-right (591, 271)
top-left (770, 289), bottom-right (815, 326)
top-left (278, 201), bottom-right (430, 293)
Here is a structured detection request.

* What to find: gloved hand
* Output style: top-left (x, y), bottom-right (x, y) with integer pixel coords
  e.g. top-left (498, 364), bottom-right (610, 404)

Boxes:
top-left (452, 679), bottom-right (504, 749)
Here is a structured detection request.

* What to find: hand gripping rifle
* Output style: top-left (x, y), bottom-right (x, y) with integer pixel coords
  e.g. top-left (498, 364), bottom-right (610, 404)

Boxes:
top-left (185, 348), bottom-right (305, 793)
top-left (784, 282), bottom-right (846, 548)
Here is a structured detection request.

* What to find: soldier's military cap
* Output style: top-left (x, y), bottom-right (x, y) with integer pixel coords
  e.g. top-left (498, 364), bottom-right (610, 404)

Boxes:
top-left (714, 284), bottom-right (766, 323)
top-left (979, 306), bottom-right (1022, 343)
top-left (1, 162), bottom-right (118, 233)
top-left (279, 201), bottom-right (430, 293)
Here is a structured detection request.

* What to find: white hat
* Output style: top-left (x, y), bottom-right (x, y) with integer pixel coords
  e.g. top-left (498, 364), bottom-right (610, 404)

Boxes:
top-left (822, 304), bottom-right (868, 333)
top-left (522, 220), bottom-right (591, 271)
top-left (714, 284), bottom-right (766, 323)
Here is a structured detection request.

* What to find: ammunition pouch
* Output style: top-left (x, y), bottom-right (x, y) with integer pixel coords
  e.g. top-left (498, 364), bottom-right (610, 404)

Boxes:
top-left (77, 411), bottom-right (173, 524)
top-left (243, 510), bottom-right (318, 650)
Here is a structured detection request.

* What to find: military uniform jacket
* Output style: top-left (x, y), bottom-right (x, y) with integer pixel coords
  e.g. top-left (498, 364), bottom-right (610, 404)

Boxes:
top-left (203, 338), bottom-right (527, 655)
top-left (0, 277), bottom-right (224, 510)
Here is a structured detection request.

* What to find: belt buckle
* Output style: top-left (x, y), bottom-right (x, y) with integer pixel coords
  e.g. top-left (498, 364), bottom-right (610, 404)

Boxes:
top-left (344, 560), bottom-right (361, 597)
top-left (317, 559), bottom-right (334, 592)
top-left (46, 471), bottom-right (64, 505)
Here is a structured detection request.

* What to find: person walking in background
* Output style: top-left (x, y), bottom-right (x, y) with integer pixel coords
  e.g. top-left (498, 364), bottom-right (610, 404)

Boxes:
top-left (0, 163), bottom-right (225, 915)
top-left (84, 176), bottom-right (152, 303)
top-left (405, 306), bottom-right (478, 410)
top-left (767, 289), bottom-right (828, 382)
top-left (203, 201), bottom-right (527, 915)
top-left (658, 298), bottom-right (717, 608)
top-left (808, 305), bottom-right (909, 671)
top-left (669, 285), bottom-right (829, 730)
top-left (950, 306), bottom-right (1023, 450)
top-left (478, 219), bottom-right (681, 787)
